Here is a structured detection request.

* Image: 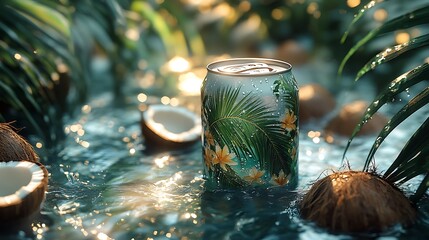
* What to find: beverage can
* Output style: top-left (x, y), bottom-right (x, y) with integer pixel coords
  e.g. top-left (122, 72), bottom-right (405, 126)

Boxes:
top-left (201, 58), bottom-right (299, 189)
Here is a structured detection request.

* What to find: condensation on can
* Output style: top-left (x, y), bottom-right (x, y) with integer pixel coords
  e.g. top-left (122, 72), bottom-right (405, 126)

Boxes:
top-left (201, 58), bottom-right (299, 189)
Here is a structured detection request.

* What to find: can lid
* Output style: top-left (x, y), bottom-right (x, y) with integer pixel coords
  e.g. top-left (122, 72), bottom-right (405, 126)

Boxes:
top-left (207, 58), bottom-right (291, 76)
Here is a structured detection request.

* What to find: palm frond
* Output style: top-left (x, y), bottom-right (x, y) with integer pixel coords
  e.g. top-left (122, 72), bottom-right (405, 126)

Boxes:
top-left (341, 0), bottom-right (386, 43)
top-left (356, 34), bottom-right (429, 80)
top-left (411, 173), bottom-right (429, 202)
top-left (341, 1), bottom-right (429, 202)
top-left (339, 4), bottom-right (429, 76)
top-left (343, 63), bottom-right (429, 159)
top-left (383, 116), bottom-right (429, 181)
top-left (363, 87), bottom-right (429, 171)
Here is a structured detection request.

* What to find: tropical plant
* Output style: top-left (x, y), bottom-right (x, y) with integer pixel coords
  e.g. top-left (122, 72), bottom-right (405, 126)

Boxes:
top-left (0, 0), bottom-right (75, 144)
top-left (1, 0), bottom-right (202, 145)
top-left (341, 0), bottom-right (429, 203)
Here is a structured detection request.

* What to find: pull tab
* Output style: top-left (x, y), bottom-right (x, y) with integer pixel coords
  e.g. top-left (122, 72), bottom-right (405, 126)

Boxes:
top-left (217, 63), bottom-right (276, 74)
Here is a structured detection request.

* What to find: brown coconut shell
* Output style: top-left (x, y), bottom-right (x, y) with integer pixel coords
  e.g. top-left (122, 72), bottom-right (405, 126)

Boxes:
top-left (0, 161), bottom-right (48, 221)
top-left (299, 84), bottom-right (336, 123)
top-left (325, 101), bottom-right (388, 137)
top-left (0, 123), bottom-right (39, 162)
top-left (300, 171), bottom-right (417, 233)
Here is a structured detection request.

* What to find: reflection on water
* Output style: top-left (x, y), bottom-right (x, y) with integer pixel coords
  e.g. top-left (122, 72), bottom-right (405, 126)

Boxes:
top-left (2, 85), bottom-right (429, 240)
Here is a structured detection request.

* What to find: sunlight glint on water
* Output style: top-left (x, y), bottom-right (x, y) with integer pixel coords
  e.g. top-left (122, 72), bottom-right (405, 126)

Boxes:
top-left (37, 90), bottom-right (429, 239)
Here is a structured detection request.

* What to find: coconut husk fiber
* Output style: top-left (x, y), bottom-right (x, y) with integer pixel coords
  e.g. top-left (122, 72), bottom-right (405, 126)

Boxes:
top-left (300, 171), bottom-right (416, 233)
top-left (0, 123), bottom-right (38, 162)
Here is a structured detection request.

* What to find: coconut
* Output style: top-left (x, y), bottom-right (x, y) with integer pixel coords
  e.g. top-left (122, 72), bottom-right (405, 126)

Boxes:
top-left (140, 104), bottom-right (202, 148)
top-left (300, 171), bottom-right (417, 233)
top-left (299, 83), bottom-right (336, 123)
top-left (0, 123), bottom-right (38, 162)
top-left (0, 161), bottom-right (48, 221)
top-left (325, 101), bottom-right (388, 137)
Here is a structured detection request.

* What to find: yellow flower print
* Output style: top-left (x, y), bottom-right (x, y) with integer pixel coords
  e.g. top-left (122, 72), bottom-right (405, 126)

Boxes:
top-left (281, 110), bottom-right (297, 132)
top-left (203, 147), bottom-right (214, 170)
top-left (290, 147), bottom-right (297, 159)
top-left (271, 169), bottom-right (289, 186)
top-left (204, 129), bottom-right (215, 146)
top-left (212, 144), bottom-right (237, 171)
top-left (244, 167), bottom-right (265, 183)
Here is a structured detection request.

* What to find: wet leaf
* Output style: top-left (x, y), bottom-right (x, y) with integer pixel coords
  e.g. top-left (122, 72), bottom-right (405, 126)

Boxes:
top-left (356, 34), bottom-right (429, 80)
top-left (384, 117), bottom-right (429, 180)
top-left (363, 87), bottom-right (429, 171)
top-left (410, 173), bottom-right (429, 203)
top-left (341, 0), bottom-right (385, 43)
top-left (339, 5), bottom-right (429, 76)
top-left (343, 63), bottom-right (429, 160)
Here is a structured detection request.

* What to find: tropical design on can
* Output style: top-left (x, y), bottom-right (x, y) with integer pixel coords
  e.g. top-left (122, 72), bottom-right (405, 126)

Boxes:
top-left (202, 73), bottom-right (299, 189)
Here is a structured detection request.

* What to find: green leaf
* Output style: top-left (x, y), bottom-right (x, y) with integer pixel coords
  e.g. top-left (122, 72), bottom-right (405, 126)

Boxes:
top-left (131, 1), bottom-right (176, 57)
top-left (356, 34), bottom-right (429, 80)
top-left (8, 0), bottom-right (71, 38)
top-left (0, 81), bottom-right (45, 141)
top-left (341, 0), bottom-right (385, 43)
top-left (410, 173), bottom-right (429, 203)
top-left (384, 117), bottom-right (429, 179)
top-left (339, 4), bottom-right (429, 76)
top-left (363, 86), bottom-right (429, 171)
top-left (343, 63), bottom-right (429, 160)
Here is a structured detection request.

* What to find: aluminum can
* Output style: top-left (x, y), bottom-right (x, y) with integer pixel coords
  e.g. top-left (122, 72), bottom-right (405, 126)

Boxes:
top-left (201, 58), bottom-right (298, 189)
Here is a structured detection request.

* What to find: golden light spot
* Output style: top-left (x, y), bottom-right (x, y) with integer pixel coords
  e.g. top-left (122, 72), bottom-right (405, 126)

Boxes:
top-left (77, 129), bottom-right (85, 136)
top-left (51, 72), bottom-right (60, 81)
top-left (213, 3), bottom-right (233, 18)
top-left (125, 28), bottom-right (140, 41)
top-left (178, 72), bottom-right (203, 96)
top-left (307, 131), bottom-right (321, 138)
top-left (395, 32), bottom-right (410, 44)
top-left (14, 53), bottom-right (22, 60)
top-left (57, 63), bottom-right (68, 73)
top-left (36, 142), bottom-right (43, 149)
top-left (81, 105), bottom-right (92, 114)
top-left (81, 141), bottom-right (90, 148)
top-left (325, 134), bottom-right (334, 143)
top-left (307, 2), bottom-right (318, 14)
top-left (238, 1), bottom-right (251, 12)
top-left (271, 8), bottom-right (285, 20)
top-left (373, 9), bottom-right (388, 22)
top-left (161, 96), bottom-right (171, 105)
top-left (299, 85), bottom-right (315, 101)
top-left (154, 155), bottom-right (170, 168)
top-left (347, 0), bottom-right (360, 8)
top-left (312, 137), bottom-right (320, 144)
top-left (97, 232), bottom-right (110, 240)
top-left (167, 56), bottom-right (191, 73)
top-left (137, 93), bottom-right (148, 103)
top-left (170, 97), bottom-right (179, 106)
top-left (129, 148), bottom-right (136, 155)
top-left (70, 124), bottom-right (81, 132)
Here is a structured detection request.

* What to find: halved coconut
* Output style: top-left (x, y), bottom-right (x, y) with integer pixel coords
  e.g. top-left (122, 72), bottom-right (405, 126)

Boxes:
top-left (0, 161), bottom-right (48, 221)
top-left (140, 104), bottom-right (202, 147)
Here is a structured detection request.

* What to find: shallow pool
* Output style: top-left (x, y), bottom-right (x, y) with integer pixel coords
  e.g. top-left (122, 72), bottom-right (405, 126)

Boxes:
top-left (1, 70), bottom-right (429, 240)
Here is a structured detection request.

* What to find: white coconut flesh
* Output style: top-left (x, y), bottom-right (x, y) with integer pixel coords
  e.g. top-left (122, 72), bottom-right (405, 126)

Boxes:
top-left (144, 105), bottom-right (202, 142)
top-left (0, 161), bottom-right (45, 206)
